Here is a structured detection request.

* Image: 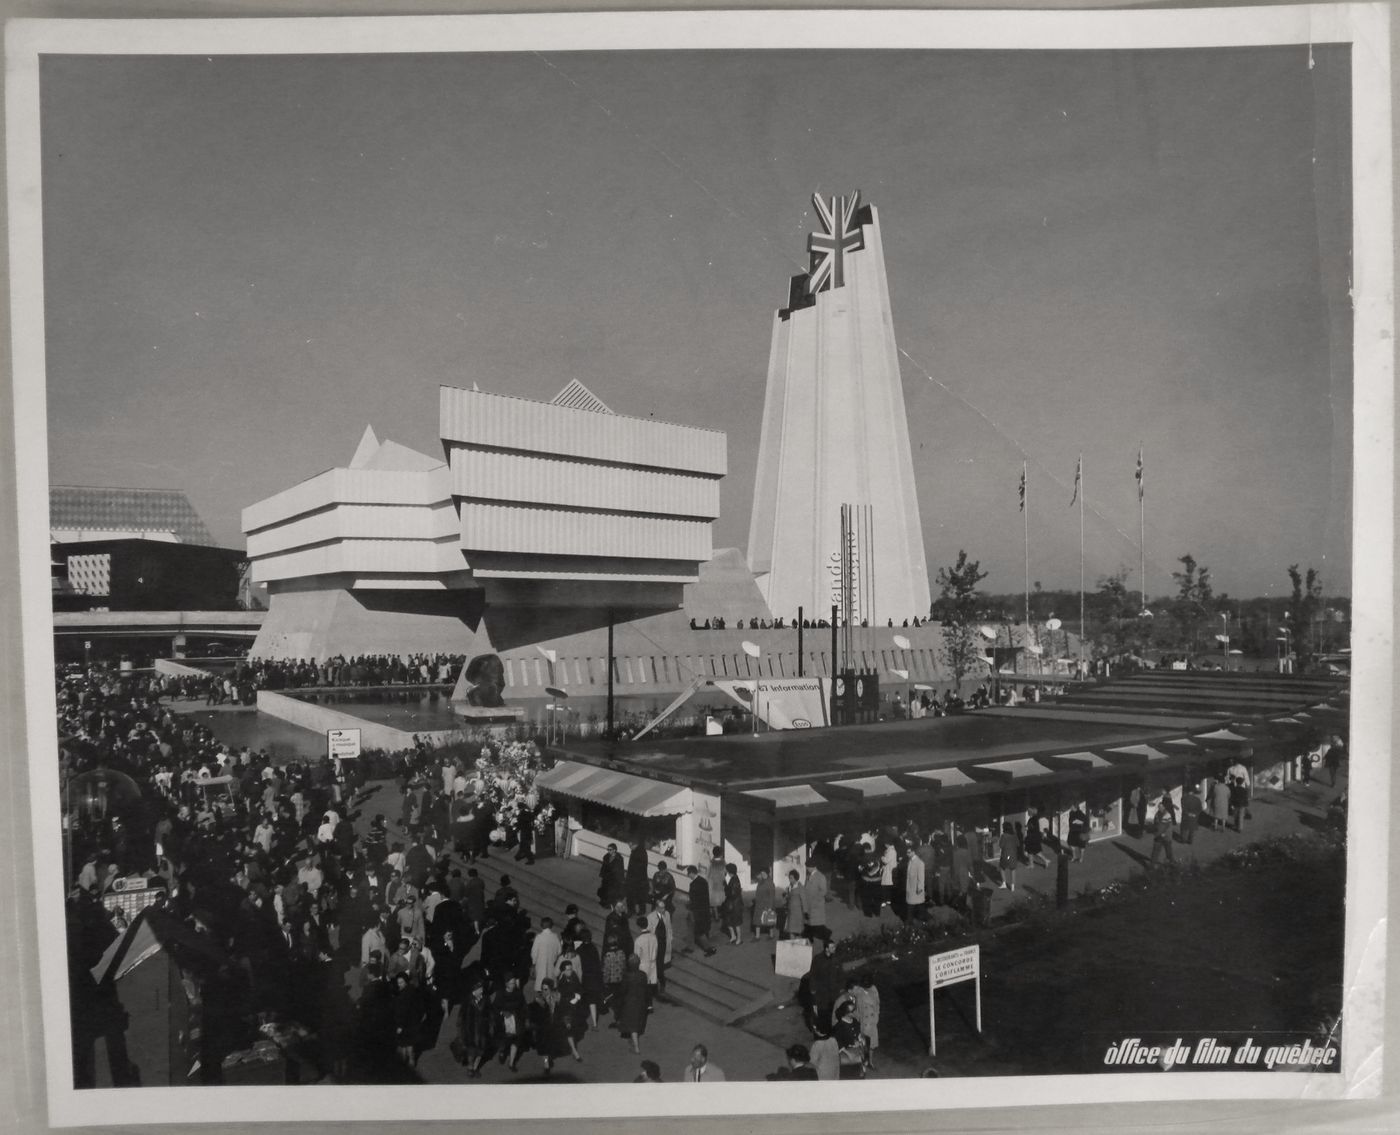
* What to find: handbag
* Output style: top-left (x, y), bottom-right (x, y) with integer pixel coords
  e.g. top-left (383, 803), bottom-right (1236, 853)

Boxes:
top-left (759, 908), bottom-right (778, 926)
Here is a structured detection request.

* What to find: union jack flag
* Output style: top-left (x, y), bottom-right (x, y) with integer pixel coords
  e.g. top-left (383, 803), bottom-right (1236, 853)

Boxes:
top-left (807, 191), bottom-right (865, 295)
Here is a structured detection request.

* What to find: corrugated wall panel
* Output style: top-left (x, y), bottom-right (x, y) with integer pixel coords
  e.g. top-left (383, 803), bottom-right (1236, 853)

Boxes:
top-left (242, 467), bottom-right (449, 534)
top-left (458, 502), bottom-right (711, 561)
top-left (448, 447), bottom-right (720, 518)
top-left (440, 386), bottom-right (726, 476)
top-left (249, 537), bottom-right (464, 582)
top-left (246, 501), bottom-right (459, 558)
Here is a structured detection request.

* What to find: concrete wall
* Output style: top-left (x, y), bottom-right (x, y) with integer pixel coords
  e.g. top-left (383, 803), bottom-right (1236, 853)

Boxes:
top-left (256, 690), bottom-right (465, 752)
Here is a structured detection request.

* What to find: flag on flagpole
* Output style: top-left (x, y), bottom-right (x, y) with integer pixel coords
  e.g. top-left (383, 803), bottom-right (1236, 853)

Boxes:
top-left (1018, 464), bottom-right (1026, 512)
top-left (1135, 448), bottom-right (1144, 501)
top-left (1070, 455), bottom-right (1081, 507)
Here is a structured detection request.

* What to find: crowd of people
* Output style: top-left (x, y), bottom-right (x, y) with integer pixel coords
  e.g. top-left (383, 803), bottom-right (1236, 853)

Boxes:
top-left (688, 615), bottom-right (936, 631)
top-left (58, 662), bottom-right (727, 1085)
top-left (157, 653), bottom-right (466, 706)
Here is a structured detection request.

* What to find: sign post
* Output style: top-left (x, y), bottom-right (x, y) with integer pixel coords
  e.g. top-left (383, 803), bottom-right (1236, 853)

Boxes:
top-left (927, 943), bottom-right (981, 1056)
top-left (326, 728), bottom-right (361, 762)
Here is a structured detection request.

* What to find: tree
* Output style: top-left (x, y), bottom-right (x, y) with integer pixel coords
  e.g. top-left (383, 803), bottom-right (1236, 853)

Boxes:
top-left (1170, 554), bottom-right (1214, 654)
top-left (1286, 565), bottom-right (1324, 671)
top-left (933, 550), bottom-right (989, 688)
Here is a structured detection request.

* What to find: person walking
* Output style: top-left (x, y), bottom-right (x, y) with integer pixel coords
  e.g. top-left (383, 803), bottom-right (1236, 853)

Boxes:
top-left (782, 869), bottom-right (807, 939)
top-left (530, 916), bottom-right (562, 995)
top-left (1324, 739), bottom-right (1344, 787)
top-left (707, 848), bottom-right (727, 924)
top-left (1067, 807), bottom-right (1089, 863)
top-left (614, 956), bottom-right (649, 1055)
top-left (804, 862), bottom-right (830, 942)
top-left (456, 982), bottom-right (494, 1077)
top-left (489, 973), bottom-right (527, 1072)
top-left (904, 843), bottom-right (927, 921)
top-left (1023, 809), bottom-right (1051, 869)
top-left (1149, 803), bottom-right (1176, 866)
top-left (633, 916), bottom-right (659, 1009)
top-left (1211, 777), bottom-right (1231, 832)
top-left (751, 868), bottom-right (778, 940)
top-left (600, 928), bottom-right (628, 1016)
top-left (598, 843), bottom-right (626, 908)
top-left (722, 863), bottom-right (745, 945)
top-left (997, 822), bottom-right (1020, 891)
top-left (1181, 786), bottom-right (1203, 845)
top-left (806, 938), bottom-right (841, 1037)
top-left (686, 865), bottom-right (717, 956)
top-left (1229, 776), bottom-right (1250, 833)
top-left (626, 841), bottom-right (651, 916)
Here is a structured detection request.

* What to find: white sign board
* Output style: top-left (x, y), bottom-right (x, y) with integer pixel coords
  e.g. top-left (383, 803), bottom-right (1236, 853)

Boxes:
top-left (928, 944), bottom-right (981, 1056)
top-left (775, 936), bottom-right (813, 978)
top-left (327, 728), bottom-right (361, 760)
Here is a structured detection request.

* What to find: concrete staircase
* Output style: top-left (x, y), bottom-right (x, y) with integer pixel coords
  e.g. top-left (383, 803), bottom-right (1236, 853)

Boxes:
top-left (458, 849), bottom-right (774, 1026)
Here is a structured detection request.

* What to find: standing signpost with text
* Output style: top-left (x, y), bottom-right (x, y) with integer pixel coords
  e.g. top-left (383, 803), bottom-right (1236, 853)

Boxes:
top-left (928, 944), bottom-right (982, 1056)
top-left (326, 728), bottom-right (361, 762)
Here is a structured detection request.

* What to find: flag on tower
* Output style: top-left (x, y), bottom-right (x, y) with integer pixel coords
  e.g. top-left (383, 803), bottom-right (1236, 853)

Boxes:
top-left (1018, 465), bottom-right (1026, 512)
top-left (1135, 449), bottom-right (1144, 501)
top-left (1070, 456), bottom-right (1081, 507)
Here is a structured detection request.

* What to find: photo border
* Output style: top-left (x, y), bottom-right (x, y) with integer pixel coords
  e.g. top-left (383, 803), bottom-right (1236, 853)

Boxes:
top-left (4, 5), bottom-right (1391, 1126)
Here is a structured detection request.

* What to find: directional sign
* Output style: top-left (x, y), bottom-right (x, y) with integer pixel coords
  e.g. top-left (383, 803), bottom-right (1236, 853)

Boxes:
top-left (327, 728), bottom-right (361, 760)
top-left (928, 944), bottom-right (981, 1055)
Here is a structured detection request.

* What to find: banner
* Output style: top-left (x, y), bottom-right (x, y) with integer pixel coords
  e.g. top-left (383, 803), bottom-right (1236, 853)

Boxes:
top-left (712, 677), bottom-right (831, 730)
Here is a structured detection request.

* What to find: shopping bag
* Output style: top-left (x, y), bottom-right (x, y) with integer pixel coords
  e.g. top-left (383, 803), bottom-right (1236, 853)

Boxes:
top-left (774, 936), bottom-right (813, 978)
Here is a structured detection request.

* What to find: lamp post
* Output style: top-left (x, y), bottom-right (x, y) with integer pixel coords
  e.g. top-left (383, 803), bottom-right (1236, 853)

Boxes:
top-left (742, 640), bottom-right (762, 735)
top-left (545, 686), bottom-right (569, 746)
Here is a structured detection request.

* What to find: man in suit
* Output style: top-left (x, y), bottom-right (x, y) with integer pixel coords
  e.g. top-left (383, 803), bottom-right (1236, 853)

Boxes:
top-left (685, 866), bottom-right (716, 957)
top-left (682, 1043), bottom-right (726, 1082)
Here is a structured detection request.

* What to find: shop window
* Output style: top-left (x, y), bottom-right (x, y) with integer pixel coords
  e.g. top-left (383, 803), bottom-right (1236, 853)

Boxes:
top-left (577, 804), bottom-right (679, 858)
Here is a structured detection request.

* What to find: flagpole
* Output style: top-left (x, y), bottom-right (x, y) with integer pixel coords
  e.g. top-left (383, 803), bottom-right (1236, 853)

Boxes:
top-left (1023, 459), bottom-right (1030, 648)
top-left (1138, 448), bottom-right (1146, 614)
top-left (1079, 454), bottom-right (1085, 674)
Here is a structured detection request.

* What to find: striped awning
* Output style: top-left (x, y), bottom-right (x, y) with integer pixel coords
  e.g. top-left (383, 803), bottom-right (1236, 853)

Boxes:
top-left (536, 760), bottom-right (692, 817)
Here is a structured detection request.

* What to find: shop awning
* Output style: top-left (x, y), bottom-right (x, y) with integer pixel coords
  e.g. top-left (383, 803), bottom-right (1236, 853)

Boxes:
top-left (825, 775), bottom-right (908, 799)
top-left (1039, 750), bottom-right (1118, 772)
top-left (1194, 728), bottom-right (1250, 743)
top-left (964, 757), bottom-right (1060, 783)
top-left (902, 767), bottom-right (981, 791)
top-left (1103, 743), bottom-right (1176, 764)
top-left (740, 784), bottom-right (833, 811)
top-left (536, 760), bottom-right (692, 817)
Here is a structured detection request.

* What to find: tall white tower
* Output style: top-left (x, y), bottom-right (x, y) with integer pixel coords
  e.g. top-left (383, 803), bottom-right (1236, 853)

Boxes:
top-left (747, 192), bottom-right (930, 625)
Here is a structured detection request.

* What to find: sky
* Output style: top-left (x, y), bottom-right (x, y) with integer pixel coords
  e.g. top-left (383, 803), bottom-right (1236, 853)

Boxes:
top-left (39, 45), bottom-right (1353, 600)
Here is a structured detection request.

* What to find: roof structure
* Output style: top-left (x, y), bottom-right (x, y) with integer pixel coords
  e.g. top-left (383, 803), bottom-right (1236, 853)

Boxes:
top-left (551, 379), bottom-right (613, 415)
top-left (50, 485), bottom-right (214, 545)
top-left (555, 671), bottom-right (1347, 817)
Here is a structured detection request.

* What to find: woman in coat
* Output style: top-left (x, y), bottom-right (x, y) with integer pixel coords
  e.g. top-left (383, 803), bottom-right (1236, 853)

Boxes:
top-left (489, 974), bottom-right (527, 1072)
top-left (1023, 809), bottom-right (1050, 869)
top-left (456, 982), bottom-right (494, 1076)
top-left (751, 869), bottom-right (778, 940)
top-left (614, 955), bottom-right (649, 1055)
top-left (554, 959), bottom-right (587, 1062)
top-left (783, 869), bottom-right (807, 939)
top-left (528, 979), bottom-right (565, 1075)
top-left (575, 926), bottom-right (604, 1031)
top-left (601, 929), bottom-right (628, 1015)
top-left (721, 863), bottom-right (745, 945)
top-left (626, 842), bottom-right (652, 915)
top-left (707, 848), bottom-right (727, 922)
